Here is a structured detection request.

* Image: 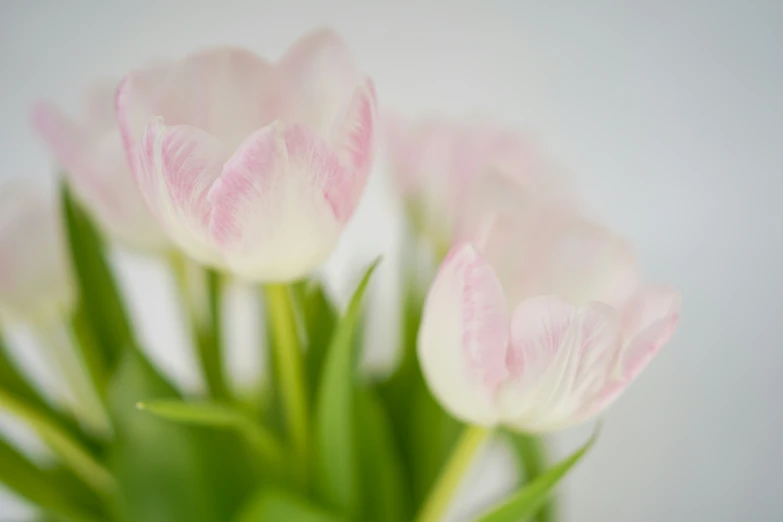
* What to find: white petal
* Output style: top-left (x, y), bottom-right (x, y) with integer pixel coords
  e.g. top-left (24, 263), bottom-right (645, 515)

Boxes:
top-left (208, 122), bottom-right (343, 282)
top-left (278, 28), bottom-right (360, 137)
top-left (418, 244), bottom-right (509, 425)
top-left (501, 297), bottom-right (621, 432)
top-left (137, 118), bottom-right (227, 267)
top-left (0, 183), bottom-right (74, 324)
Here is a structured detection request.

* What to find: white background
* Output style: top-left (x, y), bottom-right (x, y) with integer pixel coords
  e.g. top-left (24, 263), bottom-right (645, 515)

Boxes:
top-left (1, 1), bottom-right (782, 521)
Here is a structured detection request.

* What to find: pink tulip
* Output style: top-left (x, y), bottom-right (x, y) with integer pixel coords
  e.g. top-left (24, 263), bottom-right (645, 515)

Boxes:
top-left (33, 82), bottom-right (169, 252)
top-left (385, 117), bottom-right (565, 248)
top-left (115, 28), bottom-right (377, 282)
top-left (0, 182), bottom-right (74, 325)
top-left (418, 184), bottom-right (680, 432)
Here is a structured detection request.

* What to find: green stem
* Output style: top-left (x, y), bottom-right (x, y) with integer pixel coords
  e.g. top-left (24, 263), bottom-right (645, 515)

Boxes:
top-left (170, 254), bottom-right (229, 400)
top-left (514, 434), bottom-right (556, 522)
top-left (0, 388), bottom-right (116, 499)
top-left (264, 283), bottom-right (309, 484)
top-left (415, 425), bottom-right (491, 522)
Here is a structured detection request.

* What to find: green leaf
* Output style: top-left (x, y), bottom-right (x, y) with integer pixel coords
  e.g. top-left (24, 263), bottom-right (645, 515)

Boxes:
top-left (476, 430), bottom-right (598, 522)
top-left (0, 333), bottom-right (47, 411)
top-left (355, 387), bottom-right (410, 522)
top-left (0, 388), bottom-right (115, 498)
top-left (60, 181), bottom-right (134, 379)
top-left (0, 438), bottom-right (104, 521)
top-left (235, 487), bottom-right (344, 522)
top-left (314, 258), bottom-right (381, 514)
top-left (169, 253), bottom-right (230, 400)
top-left (301, 281), bottom-right (337, 400)
top-left (506, 432), bottom-right (556, 522)
top-left (108, 351), bottom-right (217, 522)
top-left (0, 332), bottom-right (87, 444)
top-left (137, 399), bottom-right (285, 475)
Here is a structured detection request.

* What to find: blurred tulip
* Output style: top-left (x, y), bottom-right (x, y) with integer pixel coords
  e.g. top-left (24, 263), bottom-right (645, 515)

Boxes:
top-left (116, 28), bottom-right (377, 282)
top-left (417, 179), bottom-right (680, 432)
top-left (0, 182), bottom-right (74, 325)
top-left (385, 117), bottom-right (567, 251)
top-left (33, 82), bottom-right (169, 252)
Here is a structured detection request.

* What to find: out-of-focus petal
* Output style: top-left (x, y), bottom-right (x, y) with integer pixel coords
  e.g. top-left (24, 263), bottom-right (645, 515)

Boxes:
top-left (138, 118), bottom-right (227, 266)
top-left (117, 49), bottom-right (277, 153)
top-left (519, 219), bottom-right (641, 308)
top-left (83, 80), bottom-right (120, 132)
top-left (576, 286), bottom-right (680, 423)
top-left (327, 77), bottom-right (377, 222)
top-left (501, 297), bottom-right (621, 432)
top-left (208, 122), bottom-right (343, 282)
top-left (279, 27), bottom-right (359, 136)
top-left (35, 94), bottom-right (169, 252)
top-left (0, 183), bottom-right (74, 325)
top-left (418, 244), bottom-right (509, 425)
top-left (32, 101), bottom-right (87, 174)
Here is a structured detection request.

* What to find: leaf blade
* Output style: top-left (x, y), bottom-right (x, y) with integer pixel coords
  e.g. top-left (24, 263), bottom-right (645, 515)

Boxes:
top-left (476, 429), bottom-right (598, 522)
top-left (0, 438), bottom-right (103, 522)
top-left (355, 386), bottom-right (410, 522)
top-left (0, 388), bottom-right (115, 497)
top-left (314, 258), bottom-right (381, 514)
top-left (137, 399), bottom-right (285, 474)
top-left (60, 181), bottom-right (134, 379)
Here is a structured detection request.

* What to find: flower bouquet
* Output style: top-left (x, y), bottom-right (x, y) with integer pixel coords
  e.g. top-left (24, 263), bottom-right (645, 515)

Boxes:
top-left (0, 28), bottom-right (680, 522)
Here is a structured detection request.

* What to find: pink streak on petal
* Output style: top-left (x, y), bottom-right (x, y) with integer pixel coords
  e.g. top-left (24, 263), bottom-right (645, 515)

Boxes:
top-left (443, 243), bottom-right (510, 391)
top-left (583, 288), bottom-right (680, 418)
top-left (507, 295), bottom-right (577, 380)
top-left (115, 76), bottom-right (140, 177)
top-left (208, 123), bottom-right (287, 244)
top-left (327, 77), bottom-right (377, 223)
top-left (139, 119), bottom-right (225, 230)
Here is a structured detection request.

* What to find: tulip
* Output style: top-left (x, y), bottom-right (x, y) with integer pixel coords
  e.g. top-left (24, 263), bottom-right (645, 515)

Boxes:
top-left (385, 117), bottom-right (564, 251)
top-left (115, 28), bottom-right (377, 282)
top-left (417, 184), bottom-right (680, 432)
top-left (33, 82), bottom-right (169, 252)
top-left (0, 182), bottom-right (74, 325)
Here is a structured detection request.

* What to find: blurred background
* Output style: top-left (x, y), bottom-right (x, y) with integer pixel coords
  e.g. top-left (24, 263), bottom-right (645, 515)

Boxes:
top-left (1, 1), bottom-right (782, 520)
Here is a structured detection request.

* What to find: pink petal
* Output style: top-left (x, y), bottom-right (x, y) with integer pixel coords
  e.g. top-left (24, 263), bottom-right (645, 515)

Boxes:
top-left (207, 122), bottom-right (346, 282)
top-left (580, 286), bottom-right (680, 420)
top-left (138, 118), bottom-right (227, 266)
top-left (502, 297), bottom-right (621, 432)
top-left (327, 77), bottom-right (377, 222)
top-left (32, 101), bottom-right (87, 175)
top-left (278, 27), bottom-right (360, 136)
top-left (418, 243), bottom-right (509, 425)
top-left (117, 49), bottom-right (277, 155)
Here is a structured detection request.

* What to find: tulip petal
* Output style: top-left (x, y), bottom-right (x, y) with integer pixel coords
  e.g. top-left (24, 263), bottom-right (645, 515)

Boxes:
top-left (0, 183), bottom-right (73, 324)
top-left (327, 78), bottom-right (377, 222)
top-left (279, 28), bottom-right (360, 136)
top-left (418, 244), bottom-right (509, 425)
top-left (501, 296), bottom-right (620, 432)
top-left (138, 118), bottom-right (227, 265)
top-left (32, 101), bottom-right (87, 175)
top-left (207, 122), bottom-right (344, 282)
top-left (579, 287), bottom-right (680, 421)
top-left (117, 50), bottom-right (277, 153)
top-left (83, 80), bottom-right (120, 132)
top-left (520, 219), bottom-right (641, 307)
